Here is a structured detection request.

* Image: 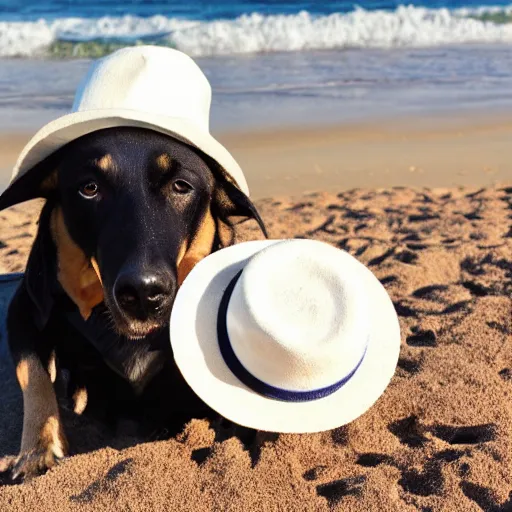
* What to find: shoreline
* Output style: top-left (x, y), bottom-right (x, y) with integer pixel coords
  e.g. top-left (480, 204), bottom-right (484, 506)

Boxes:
top-left (1, 111), bottom-right (512, 199)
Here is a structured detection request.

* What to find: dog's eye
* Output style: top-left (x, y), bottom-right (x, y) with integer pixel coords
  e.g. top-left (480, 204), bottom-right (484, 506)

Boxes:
top-left (79, 181), bottom-right (99, 199)
top-left (172, 180), bottom-right (193, 194)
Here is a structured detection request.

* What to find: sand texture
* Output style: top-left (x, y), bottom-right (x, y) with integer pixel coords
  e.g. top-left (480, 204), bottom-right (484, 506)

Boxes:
top-left (2, 114), bottom-right (512, 198)
top-left (219, 115), bottom-right (512, 198)
top-left (0, 185), bottom-right (511, 511)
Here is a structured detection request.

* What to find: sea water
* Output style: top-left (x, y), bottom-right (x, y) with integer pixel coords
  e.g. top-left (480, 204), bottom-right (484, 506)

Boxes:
top-left (0, 0), bottom-right (511, 131)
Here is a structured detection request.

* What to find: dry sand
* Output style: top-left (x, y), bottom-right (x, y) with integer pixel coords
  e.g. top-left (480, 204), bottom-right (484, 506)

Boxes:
top-left (1, 112), bottom-right (512, 197)
top-left (219, 112), bottom-right (512, 197)
top-left (0, 183), bottom-right (511, 510)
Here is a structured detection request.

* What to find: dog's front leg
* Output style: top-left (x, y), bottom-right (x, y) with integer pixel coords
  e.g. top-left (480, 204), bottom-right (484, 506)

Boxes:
top-left (0, 289), bottom-right (68, 480)
top-left (11, 353), bottom-right (67, 478)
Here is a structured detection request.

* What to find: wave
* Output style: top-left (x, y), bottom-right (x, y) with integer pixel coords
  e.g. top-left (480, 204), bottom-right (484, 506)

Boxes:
top-left (1, 5), bottom-right (512, 58)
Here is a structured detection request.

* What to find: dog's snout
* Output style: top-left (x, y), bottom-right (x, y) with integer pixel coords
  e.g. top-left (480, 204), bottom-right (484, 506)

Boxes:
top-left (115, 270), bottom-right (174, 320)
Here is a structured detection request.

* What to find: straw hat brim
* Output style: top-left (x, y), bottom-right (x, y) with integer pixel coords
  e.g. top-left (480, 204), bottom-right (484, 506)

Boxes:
top-left (8, 108), bottom-right (249, 195)
top-left (170, 240), bottom-right (401, 433)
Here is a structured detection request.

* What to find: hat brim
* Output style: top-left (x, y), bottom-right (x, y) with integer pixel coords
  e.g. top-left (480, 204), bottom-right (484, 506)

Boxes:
top-left (170, 240), bottom-right (401, 434)
top-left (9, 108), bottom-right (249, 195)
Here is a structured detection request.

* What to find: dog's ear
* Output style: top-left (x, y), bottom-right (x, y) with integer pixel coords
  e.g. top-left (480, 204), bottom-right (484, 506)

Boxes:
top-left (209, 164), bottom-right (267, 249)
top-left (0, 152), bottom-right (59, 211)
top-left (23, 201), bottom-right (58, 329)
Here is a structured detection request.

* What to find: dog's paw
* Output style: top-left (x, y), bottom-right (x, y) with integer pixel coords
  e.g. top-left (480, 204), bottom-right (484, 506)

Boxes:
top-left (0, 432), bottom-right (68, 481)
top-left (0, 446), bottom-right (65, 481)
top-left (0, 455), bottom-right (16, 474)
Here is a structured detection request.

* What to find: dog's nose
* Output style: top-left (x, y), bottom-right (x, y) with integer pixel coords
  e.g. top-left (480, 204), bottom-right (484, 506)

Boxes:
top-left (114, 271), bottom-right (173, 320)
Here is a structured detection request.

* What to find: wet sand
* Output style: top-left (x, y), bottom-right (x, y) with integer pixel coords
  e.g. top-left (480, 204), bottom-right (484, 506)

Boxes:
top-left (1, 112), bottom-right (512, 198)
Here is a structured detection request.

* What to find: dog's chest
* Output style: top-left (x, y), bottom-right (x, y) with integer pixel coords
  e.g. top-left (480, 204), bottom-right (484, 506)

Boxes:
top-left (61, 306), bottom-right (169, 394)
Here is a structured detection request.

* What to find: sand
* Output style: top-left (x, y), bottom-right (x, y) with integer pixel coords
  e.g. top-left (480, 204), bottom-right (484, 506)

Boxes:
top-left (2, 112), bottom-right (512, 197)
top-left (0, 183), bottom-right (511, 510)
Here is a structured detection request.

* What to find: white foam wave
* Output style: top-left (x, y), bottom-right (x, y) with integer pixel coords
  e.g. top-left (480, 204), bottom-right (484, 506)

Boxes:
top-left (1, 6), bottom-right (512, 58)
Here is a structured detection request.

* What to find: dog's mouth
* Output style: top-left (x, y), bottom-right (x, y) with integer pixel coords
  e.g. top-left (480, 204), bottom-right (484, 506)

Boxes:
top-left (115, 319), bottom-right (165, 340)
top-left (103, 293), bottom-right (173, 340)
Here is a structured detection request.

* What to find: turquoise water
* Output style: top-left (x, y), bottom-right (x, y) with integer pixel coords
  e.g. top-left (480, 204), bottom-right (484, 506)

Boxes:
top-left (0, 1), bottom-right (511, 132)
top-left (1, 0), bottom-right (511, 21)
top-left (0, 0), bottom-right (511, 57)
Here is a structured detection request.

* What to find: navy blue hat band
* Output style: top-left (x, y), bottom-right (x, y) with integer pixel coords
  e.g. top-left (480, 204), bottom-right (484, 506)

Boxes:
top-left (217, 270), bottom-right (367, 403)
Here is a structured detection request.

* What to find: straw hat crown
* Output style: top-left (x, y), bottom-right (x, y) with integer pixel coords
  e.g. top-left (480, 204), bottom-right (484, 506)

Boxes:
top-left (226, 241), bottom-right (369, 392)
top-left (5, 46), bottom-right (249, 199)
top-left (73, 47), bottom-right (212, 131)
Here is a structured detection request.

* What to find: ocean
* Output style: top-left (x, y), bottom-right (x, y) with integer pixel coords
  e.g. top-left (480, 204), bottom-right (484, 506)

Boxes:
top-left (0, 0), bottom-right (512, 132)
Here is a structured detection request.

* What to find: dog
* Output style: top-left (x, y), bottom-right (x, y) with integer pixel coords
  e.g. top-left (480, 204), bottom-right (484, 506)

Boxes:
top-left (0, 126), bottom-right (266, 479)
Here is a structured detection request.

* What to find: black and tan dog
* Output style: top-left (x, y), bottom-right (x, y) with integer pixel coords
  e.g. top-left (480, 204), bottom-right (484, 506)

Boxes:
top-left (0, 127), bottom-right (266, 479)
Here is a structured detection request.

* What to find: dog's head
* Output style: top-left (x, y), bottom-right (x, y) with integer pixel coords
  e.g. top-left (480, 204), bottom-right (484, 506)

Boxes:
top-left (0, 127), bottom-right (266, 339)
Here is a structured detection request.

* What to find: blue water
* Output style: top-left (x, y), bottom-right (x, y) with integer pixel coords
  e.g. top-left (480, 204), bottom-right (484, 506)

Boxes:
top-left (0, 0), bottom-right (510, 21)
top-left (0, 0), bottom-right (511, 59)
top-left (0, 1), bottom-right (511, 137)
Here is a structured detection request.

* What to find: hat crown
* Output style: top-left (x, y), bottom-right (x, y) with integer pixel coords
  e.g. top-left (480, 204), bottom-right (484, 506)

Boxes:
top-left (226, 240), bottom-right (369, 393)
top-left (72, 46), bottom-right (212, 131)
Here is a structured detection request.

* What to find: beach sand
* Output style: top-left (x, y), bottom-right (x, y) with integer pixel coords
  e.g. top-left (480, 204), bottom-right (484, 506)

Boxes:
top-left (0, 120), bottom-right (511, 510)
top-left (1, 112), bottom-right (512, 197)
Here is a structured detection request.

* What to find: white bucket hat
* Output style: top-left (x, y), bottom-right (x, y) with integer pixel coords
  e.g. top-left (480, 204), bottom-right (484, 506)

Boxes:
top-left (170, 239), bottom-right (400, 433)
top-left (6, 45), bottom-right (249, 195)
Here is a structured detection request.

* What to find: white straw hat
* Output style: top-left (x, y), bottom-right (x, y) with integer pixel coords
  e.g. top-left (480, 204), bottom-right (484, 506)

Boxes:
top-left (7, 46), bottom-right (249, 195)
top-left (170, 239), bottom-right (400, 433)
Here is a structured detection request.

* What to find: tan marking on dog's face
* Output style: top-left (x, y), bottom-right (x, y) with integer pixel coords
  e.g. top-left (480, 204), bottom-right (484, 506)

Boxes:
top-left (96, 153), bottom-right (115, 172)
top-left (177, 208), bottom-right (216, 286)
top-left (156, 153), bottom-right (171, 171)
top-left (72, 388), bottom-right (88, 415)
top-left (48, 351), bottom-right (57, 383)
top-left (50, 207), bottom-right (104, 320)
top-left (176, 237), bottom-right (189, 268)
top-left (16, 360), bottom-right (29, 390)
